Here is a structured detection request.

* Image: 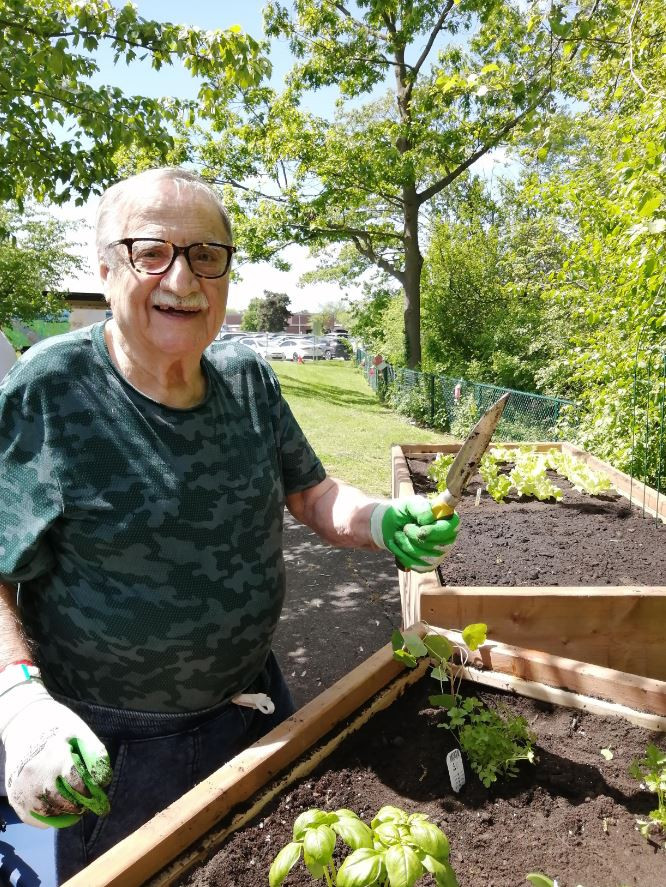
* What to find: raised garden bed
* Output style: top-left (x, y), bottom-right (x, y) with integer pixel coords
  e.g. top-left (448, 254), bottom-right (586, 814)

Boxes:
top-left (62, 633), bottom-right (666, 887)
top-left (393, 442), bottom-right (666, 680)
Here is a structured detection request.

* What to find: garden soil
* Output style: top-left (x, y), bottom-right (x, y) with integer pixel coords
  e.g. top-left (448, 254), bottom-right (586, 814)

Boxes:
top-left (404, 457), bottom-right (666, 588)
top-left (176, 466), bottom-right (665, 887)
top-left (179, 677), bottom-right (665, 887)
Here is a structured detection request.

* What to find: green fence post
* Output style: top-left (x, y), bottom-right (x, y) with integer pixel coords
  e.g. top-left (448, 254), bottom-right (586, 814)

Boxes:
top-left (430, 374), bottom-right (435, 425)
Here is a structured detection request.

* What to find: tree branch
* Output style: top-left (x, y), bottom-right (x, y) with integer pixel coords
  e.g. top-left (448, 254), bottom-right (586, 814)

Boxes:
top-left (208, 176), bottom-right (289, 204)
top-left (350, 234), bottom-right (404, 284)
top-left (408, 1), bottom-right (456, 90)
top-left (326, 1), bottom-right (389, 42)
top-left (416, 88), bottom-right (550, 206)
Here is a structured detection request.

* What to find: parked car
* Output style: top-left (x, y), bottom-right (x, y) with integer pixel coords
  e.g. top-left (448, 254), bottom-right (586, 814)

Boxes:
top-left (275, 337), bottom-right (326, 361)
top-left (238, 336), bottom-right (285, 360)
top-left (321, 338), bottom-right (351, 360)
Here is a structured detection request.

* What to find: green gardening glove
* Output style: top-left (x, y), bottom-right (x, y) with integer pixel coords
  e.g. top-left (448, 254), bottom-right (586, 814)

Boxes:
top-left (370, 496), bottom-right (460, 572)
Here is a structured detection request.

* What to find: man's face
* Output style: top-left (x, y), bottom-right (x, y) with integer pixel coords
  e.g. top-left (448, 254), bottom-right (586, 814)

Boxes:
top-left (100, 180), bottom-right (231, 362)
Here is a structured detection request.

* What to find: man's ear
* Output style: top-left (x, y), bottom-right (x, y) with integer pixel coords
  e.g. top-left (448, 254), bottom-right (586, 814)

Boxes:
top-left (99, 261), bottom-right (111, 303)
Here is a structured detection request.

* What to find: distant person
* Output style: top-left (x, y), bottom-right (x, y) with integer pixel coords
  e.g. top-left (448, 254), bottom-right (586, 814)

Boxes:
top-left (0, 167), bottom-right (460, 882)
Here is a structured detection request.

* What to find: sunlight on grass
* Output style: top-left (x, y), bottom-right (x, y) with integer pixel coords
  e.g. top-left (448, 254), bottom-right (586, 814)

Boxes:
top-left (272, 360), bottom-right (451, 497)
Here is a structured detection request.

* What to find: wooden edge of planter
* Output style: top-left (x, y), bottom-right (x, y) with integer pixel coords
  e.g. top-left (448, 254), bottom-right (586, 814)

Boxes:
top-left (420, 587), bottom-right (666, 683)
top-left (64, 626), bottom-right (665, 887)
top-left (392, 443), bottom-right (666, 679)
top-left (440, 628), bottom-right (666, 718)
top-left (61, 637), bottom-right (425, 887)
top-left (561, 442), bottom-right (666, 523)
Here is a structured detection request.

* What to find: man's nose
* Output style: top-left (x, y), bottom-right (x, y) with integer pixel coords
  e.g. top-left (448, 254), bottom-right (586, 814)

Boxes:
top-left (160, 254), bottom-right (200, 292)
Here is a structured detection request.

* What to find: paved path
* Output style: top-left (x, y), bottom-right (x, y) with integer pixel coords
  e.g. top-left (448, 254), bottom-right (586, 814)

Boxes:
top-left (272, 511), bottom-right (403, 710)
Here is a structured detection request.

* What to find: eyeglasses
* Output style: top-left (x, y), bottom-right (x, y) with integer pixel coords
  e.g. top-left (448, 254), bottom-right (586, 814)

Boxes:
top-left (107, 238), bottom-right (237, 279)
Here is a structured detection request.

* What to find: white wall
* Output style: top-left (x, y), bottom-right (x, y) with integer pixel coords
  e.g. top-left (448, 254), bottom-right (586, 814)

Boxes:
top-left (69, 308), bottom-right (108, 331)
top-left (0, 330), bottom-right (17, 381)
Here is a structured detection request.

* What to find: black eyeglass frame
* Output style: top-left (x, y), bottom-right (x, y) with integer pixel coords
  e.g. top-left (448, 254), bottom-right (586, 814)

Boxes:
top-left (107, 238), bottom-right (237, 279)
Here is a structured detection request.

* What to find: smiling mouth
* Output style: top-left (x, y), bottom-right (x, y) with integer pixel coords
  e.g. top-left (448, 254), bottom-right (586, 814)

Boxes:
top-left (154, 305), bottom-right (202, 316)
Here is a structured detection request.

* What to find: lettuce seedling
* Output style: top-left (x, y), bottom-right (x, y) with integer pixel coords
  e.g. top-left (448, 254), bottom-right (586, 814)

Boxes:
top-left (268, 805), bottom-right (458, 887)
top-left (629, 742), bottom-right (666, 847)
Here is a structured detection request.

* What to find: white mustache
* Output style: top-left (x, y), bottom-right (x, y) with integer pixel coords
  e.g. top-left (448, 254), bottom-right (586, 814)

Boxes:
top-left (150, 291), bottom-right (208, 311)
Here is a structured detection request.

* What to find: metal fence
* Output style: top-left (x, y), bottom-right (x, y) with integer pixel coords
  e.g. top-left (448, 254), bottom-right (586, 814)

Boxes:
top-left (355, 348), bottom-right (578, 441)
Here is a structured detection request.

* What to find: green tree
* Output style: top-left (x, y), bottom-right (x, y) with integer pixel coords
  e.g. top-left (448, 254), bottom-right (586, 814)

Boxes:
top-left (258, 290), bottom-right (291, 331)
top-left (0, 0), bottom-right (268, 204)
top-left (241, 298), bottom-right (262, 331)
top-left (199, 0), bottom-right (610, 367)
top-left (0, 204), bottom-right (84, 327)
top-left (528, 0), bottom-right (666, 477)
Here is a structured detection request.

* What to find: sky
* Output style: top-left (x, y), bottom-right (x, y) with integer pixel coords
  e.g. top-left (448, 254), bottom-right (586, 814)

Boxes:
top-left (54, 0), bottom-right (515, 312)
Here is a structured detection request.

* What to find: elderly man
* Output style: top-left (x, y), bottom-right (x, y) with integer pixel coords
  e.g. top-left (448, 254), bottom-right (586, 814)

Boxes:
top-left (0, 167), bottom-right (458, 881)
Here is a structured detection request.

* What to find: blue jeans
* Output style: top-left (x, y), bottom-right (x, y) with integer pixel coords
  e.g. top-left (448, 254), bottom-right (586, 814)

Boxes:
top-left (55, 652), bottom-right (294, 884)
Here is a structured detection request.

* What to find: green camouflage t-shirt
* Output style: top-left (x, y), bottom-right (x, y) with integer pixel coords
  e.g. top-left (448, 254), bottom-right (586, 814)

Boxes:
top-left (0, 323), bottom-right (326, 713)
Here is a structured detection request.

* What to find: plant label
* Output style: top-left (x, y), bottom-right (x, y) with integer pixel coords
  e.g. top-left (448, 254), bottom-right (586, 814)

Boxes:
top-left (446, 748), bottom-right (465, 793)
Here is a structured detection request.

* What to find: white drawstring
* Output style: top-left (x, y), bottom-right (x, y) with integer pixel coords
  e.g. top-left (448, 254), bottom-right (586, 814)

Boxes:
top-left (231, 692), bottom-right (275, 714)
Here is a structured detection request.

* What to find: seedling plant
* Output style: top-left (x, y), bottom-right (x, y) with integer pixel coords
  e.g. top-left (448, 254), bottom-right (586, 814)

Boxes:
top-left (268, 805), bottom-right (458, 887)
top-left (629, 742), bottom-right (666, 847)
top-left (427, 446), bottom-right (612, 505)
top-left (392, 624), bottom-right (536, 788)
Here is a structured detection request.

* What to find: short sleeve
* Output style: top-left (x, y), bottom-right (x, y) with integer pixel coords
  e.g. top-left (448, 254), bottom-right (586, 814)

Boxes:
top-left (0, 378), bottom-right (62, 583)
top-left (276, 393), bottom-right (327, 495)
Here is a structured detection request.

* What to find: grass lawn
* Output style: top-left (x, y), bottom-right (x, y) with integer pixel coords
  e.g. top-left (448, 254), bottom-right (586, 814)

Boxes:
top-left (272, 359), bottom-right (452, 497)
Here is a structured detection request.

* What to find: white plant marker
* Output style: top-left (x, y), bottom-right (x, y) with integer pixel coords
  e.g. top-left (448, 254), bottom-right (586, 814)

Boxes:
top-left (446, 748), bottom-right (465, 792)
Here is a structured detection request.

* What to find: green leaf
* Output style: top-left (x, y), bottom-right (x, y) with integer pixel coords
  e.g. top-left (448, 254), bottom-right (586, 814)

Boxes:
top-left (429, 693), bottom-right (455, 709)
top-left (372, 806), bottom-right (408, 827)
top-left (391, 629), bottom-right (405, 651)
top-left (408, 819), bottom-right (449, 860)
top-left (337, 848), bottom-right (384, 887)
top-left (423, 634), bottom-right (453, 661)
top-left (638, 193), bottom-right (664, 217)
top-left (268, 842), bottom-right (302, 887)
top-left (293, 808), bottom-right (328, 839)
top-left (303, 852), bottom-right (325, 879)
top-left (403, 632), bottom-right (428, 658)
top-left (600, 747), bottom-right (613, 761)
top-left (393, 648), bottom-right (418, 668)
top-left (303, 824), bottom-right (336, 865)
top-left (461, 623), bottom-right (487, 651)
top-left (430, 666), bottom-right (449, 682)
top-left (332, 816), bottom-right (374, 850)
top-left (374, 821), bottom-right (403, 846)
top-left (422, 855), bottom-right (460, 887)
top-left (526, 875), bottom-right (556, 887)
top-left (384, 843), bottom-right (423, 887)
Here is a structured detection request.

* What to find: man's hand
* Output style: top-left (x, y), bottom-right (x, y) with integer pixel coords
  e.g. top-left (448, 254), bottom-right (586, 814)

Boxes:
top-left (0, 668), bottom-right (112, 828)
top-left (370, 496), bottom-right (460, 572)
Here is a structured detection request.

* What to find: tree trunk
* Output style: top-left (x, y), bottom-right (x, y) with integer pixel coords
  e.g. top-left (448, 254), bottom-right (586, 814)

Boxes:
top-left (403, 188), bottom-right (423, 368)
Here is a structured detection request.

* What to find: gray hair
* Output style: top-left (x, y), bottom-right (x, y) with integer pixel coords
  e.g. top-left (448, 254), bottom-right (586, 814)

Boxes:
top-left (95, 167), bottom-right (233, 261)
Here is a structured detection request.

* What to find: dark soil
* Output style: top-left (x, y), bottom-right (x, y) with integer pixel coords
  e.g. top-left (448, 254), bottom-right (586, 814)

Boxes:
top-left (404, 458), bottom-right (666, 587)
top-left (174, 460), bottom-right (666, 887)
top-left (180, 676), bottom-right (665, 887)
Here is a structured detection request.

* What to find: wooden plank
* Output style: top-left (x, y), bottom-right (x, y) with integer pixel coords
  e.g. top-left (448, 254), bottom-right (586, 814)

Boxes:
top-left (420, 588), bottom-right (666, 681)
top-left (437, 629), bottom-right (666, 716)
top-left (455, 664), bottom-right (666, 731)
top-left (61, 640), bottom-right (417, 887)
top-left (561, 442), bottom-right (666, 523)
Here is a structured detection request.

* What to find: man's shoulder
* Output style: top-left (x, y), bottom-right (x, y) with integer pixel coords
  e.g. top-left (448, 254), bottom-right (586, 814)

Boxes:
top-left (206, 339), bottom-right (275, 377)
top-left (0, 324), bottom-right (99, 396)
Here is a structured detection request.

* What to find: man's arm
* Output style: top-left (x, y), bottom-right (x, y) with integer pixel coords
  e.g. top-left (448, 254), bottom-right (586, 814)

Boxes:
top-left (0, 581), bottom-right (32, 665)
top-left (286, 476), bottom-right (460, 570)
top-left (286, 476), bottom-right (378, 549)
